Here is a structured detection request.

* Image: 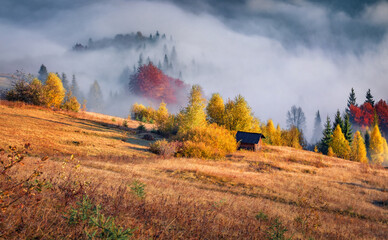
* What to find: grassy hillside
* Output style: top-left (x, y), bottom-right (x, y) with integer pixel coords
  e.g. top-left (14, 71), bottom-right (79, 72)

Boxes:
top-left (0, 101), bottom-right (387, 239)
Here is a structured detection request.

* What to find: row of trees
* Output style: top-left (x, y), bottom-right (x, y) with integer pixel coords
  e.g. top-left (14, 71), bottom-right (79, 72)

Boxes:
top-left (6, 71), bottom-right (80, 111)
top-left (304, 88), bottom-right (388, 164)
top-left (135, 85), bottom-right (306, 158)
top-left (6, 65), bottom-right (108, 114)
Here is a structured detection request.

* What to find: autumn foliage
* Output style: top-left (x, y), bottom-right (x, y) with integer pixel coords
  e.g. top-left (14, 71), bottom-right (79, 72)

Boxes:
top-left (129, 63), bottom-right (186, 104)
top-left (349, 100), bottom-right (388, 136)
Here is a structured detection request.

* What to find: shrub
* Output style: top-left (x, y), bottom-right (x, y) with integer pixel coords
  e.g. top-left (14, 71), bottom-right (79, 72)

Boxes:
top-left (123, 120), bottom-right (128, 128)
top-left (266, 217), bottom-right (291, 240)
top-left (177, 124), bottom-right (237, 159)
top-left (136, 123), bottom-right (146, 132)
top-left (62, 91), bottom-right (81, 112)
top-left (65, 195), bottom-right (135, 239)
top-left (149, 139), bottom-right (180, 158)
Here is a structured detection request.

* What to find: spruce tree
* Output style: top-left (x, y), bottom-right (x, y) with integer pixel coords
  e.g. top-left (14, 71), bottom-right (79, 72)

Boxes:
top-left (364, 131), bottom-right (371, 159)
top-left (170, 46), bottom-right (177, 63)
top-left (206, 93), bottom-right (225, 125)
top-left (346, 88), bottom-right (357, 115)
top-left (365, 89), bottom-right (375, 107)
top-left (61, 73), bottom-right (69, 91)
top-left (351, 131), bottom-right (368, 163)
top-left (71, 74), bottom-right (83, 102)
top-left (138, 53), bottom-right (144, 68)
top-left (329, 125), bottom-right (351, 159)
top-left (333, 110), bottom-right (344, 132)
top-left (87, 80), bottom-right (104, 112)
top-left (319, 116), bottom-right (333, 154)
top-left (342, 114), bottom-right (353, 144)
top-left (163, 54), bottom-right (169, 70)
top-left (38, 64), bottom-right (48, 83)
top-left (311, 110), bottom-right (323, 144)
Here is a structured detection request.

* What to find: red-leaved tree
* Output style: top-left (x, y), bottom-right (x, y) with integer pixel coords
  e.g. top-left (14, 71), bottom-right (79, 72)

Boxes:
top-left (129, 63), bottom-right (186, 104)
top-left (375, 99), bottom-right (388, 136)
top-left (349, 102), bottom-right (374, 128)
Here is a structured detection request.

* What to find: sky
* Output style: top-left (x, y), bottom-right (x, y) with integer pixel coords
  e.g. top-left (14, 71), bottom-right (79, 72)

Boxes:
top-left (0, 0), bottom-right (387, 140)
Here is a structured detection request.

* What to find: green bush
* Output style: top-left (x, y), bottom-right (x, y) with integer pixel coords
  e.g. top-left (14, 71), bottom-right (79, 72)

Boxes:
top-left (65, 195), bottom-right (135, 239)
top-left (136, 123), bottom-right (146, 132)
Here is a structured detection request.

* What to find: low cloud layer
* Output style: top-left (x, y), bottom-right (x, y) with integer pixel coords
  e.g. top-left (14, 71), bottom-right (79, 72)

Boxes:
top-left (0, 0), bottom-right (387, 139)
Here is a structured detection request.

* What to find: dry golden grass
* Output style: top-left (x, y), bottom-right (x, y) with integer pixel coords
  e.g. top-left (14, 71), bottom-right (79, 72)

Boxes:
top-left (1, 102), bottom-right (387, 239)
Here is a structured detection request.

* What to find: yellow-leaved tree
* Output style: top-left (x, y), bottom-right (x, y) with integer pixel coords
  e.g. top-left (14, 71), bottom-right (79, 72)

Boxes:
top-left (350, 131), bottom-right (368, 163)
top-left (264, 120), bottom-right (281, 145)
top-left (224, 94), bottom-right (253, 132)
top-left (155, 101), bottom-right (169, 131)
top-left (179, 85), bottom-right (207, 131)
top-left (62, 90), bottom-right (80, 112)
top-left (206, 93), bottom-right (225, 126)
top-left (329, 124), bottom-right (351, 159)
top-left (44, 73), bottom-right (65, 108)
top-left (370, 125), bottom-right (385, 164)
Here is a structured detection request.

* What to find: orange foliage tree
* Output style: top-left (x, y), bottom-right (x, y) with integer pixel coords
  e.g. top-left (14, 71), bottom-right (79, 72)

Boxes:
top-left (129, 63), bottom-right (186, 104)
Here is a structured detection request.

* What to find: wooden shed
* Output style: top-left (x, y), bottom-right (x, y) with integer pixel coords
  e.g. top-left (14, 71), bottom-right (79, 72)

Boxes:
top-left (236, 131), bottom-right (265, 151)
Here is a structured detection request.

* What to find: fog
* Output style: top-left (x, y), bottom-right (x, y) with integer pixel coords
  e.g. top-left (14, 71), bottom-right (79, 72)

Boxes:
top-left (0, 0), bottom-right (387, 139)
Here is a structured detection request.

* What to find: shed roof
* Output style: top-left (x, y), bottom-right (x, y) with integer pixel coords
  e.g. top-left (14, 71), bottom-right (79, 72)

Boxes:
top-left (236, 131), bottom-right (265, 144)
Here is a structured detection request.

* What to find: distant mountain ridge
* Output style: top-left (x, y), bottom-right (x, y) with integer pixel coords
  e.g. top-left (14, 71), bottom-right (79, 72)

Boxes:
top-left (73, 31), bottom-right (169, 51)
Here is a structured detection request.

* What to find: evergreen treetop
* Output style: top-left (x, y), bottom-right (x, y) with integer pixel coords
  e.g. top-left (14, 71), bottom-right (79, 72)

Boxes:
top-left (319, 116), bottom-right (333, 154)
top-left (38, 64), bottom-right (48, 83)
top-left (365, 89), bottom-right (375, 107)
top-left (342, 114), bottom-right (353, 144)
top-left (333, 110), bottom-right (344, 132)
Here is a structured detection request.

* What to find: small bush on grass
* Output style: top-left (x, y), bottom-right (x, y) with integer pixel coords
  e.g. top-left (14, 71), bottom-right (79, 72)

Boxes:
top-left (177, 124), bottom-right (237, 159)
top-left (136, 123), bottom-right (146, 132)
top-left (149, 139), bottom-right (181, 158)
top-left (65, 195), bottom-right (135, 239)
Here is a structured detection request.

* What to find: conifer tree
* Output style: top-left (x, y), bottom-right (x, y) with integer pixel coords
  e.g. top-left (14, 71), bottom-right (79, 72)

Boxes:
top-left (138, 53), bottom-right (144, 68)
top-left (370, 125), bottom-right (385, 164)
top-left (351, 131), bottom-right (368, 163)
top-left (44, 72), bottom-right (66, 108)
top-left (346, 88), bottom-right (357, 116)
top-left (319, 116), bottom-right (333, 154)
top-left (364, 130), bottom-right (371, 159)
top-left (170, 46), bottom-right (177, 63)
top-left (365, 89), bottom-right (375, 107)
top-left (61, 73), bottom-right (69, 91)
top-left (206, 93), bottom-right (225, 125)
top-left (311, 110), bottom-right (323, 144)
top-left (329, 125), bottom-right (351, 159)
top-left (70, 74), bottom-right (84, 102)
top-left (88, 80), bottom-right (104, 112)
top-left (179, 85), bottom-right (207, 131)
top-left (38, 64), bottom-right (48, 83)
top-left (333, 110), bottom-right (344, 132)
top-left (163, 54), bottom-right (169, 70)
top-left (342, 114), bottom-right (353, 143)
